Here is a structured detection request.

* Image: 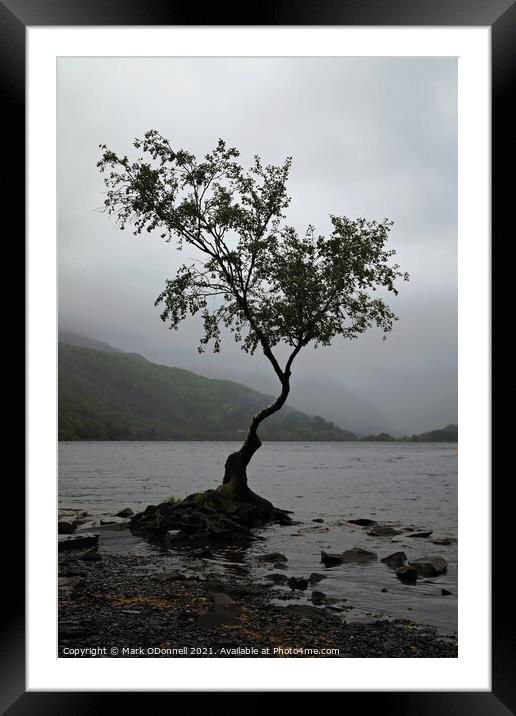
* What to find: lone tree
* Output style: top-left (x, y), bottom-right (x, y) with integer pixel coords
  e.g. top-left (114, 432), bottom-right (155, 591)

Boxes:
top-left (98, 131), bottom-right (408, 530)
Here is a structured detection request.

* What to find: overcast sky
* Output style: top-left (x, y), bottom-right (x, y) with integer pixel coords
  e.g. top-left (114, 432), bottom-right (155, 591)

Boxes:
top-left (57, 57), bottom-right (457, 435)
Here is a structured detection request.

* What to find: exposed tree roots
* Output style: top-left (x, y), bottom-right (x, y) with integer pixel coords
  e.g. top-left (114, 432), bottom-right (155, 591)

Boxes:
top-left (129, 484), bottom-right (294, 547)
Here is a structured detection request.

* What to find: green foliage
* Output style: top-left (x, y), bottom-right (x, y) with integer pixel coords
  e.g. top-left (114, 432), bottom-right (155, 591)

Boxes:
top-left (98, 132), bottom-right (408, 369)
top-left (58, 343), bottom-right (355, 441)
top-left (163, 496), bottom-right (181, 504)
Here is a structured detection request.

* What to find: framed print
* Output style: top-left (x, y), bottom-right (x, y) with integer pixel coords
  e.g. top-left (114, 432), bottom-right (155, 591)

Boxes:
top-left (3, 0), bottom-right (510, 708)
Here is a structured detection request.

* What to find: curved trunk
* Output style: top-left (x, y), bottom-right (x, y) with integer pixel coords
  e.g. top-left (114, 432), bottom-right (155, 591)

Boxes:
top-left (222, 374), bottom-right (291, 499)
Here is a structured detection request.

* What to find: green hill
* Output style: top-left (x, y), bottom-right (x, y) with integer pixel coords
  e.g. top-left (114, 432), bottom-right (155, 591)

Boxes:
top-left (58, 342), bottom-right (357, 441)
top-left (416, 424), bottom-right (458, 442)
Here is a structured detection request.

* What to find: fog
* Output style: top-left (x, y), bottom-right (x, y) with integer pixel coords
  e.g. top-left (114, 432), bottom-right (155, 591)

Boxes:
top-left (58, 57), bottom-right (457, 435)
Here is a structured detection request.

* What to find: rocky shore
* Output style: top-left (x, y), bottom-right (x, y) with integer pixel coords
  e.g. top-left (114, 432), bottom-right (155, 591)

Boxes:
top-left (58, 517), bottom-right (458, 658)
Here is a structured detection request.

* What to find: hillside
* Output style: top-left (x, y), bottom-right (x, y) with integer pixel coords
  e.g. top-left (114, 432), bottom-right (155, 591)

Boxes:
top-left (416, 424), bottom-right (458, 442)
top-left (58, 342), bottom-right (357, 442)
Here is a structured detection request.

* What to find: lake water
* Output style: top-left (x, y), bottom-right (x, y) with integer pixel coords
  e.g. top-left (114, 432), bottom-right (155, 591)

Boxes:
top-left (59, 441), bottom-right (458, 634)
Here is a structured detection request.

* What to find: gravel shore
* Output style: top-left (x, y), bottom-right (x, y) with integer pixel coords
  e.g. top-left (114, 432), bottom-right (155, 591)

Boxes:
top-left (59, 548), bottom-right (457, 658)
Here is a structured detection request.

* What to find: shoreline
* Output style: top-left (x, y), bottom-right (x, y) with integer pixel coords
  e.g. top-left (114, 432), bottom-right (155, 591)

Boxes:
top-left (59, 529), bottom-right (458, 659)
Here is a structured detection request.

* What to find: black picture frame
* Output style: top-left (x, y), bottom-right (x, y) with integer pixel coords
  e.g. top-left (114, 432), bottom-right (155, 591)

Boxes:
top-left (4, 0), bottom-right (508, 710)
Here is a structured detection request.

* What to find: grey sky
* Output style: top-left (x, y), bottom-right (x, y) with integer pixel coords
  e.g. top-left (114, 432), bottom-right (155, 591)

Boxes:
top-left (58, 57), bottom-right (457, 435)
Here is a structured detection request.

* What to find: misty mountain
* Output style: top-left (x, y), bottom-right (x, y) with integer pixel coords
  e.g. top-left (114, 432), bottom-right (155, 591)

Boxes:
top-left (58, 330), bottom-right (146, 360)
top-left (199, 366), bottom-right (397, 436)
top-left (58, 330), bottom-right (123, 353)
top-left (58, 340), bottom-right (357, 442)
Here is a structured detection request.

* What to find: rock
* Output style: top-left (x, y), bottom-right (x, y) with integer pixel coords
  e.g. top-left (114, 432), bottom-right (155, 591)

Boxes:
top-left (58, 533), bottom-right (99, 552)
top-left (211, 592), bottom-right (235, 607)
top-left (311, 590), bottom-right (326, 605)
top-left (265, 573), bottom-right (288, 585)
top-left (129, 490), bottom-right (294, 543)
top-left (312, 518), bottom-right (324, 523)
top-left (367, 525), bottom-right (401, 537)
top-left (381, 588), bottom-right (388, 593)
top-left (411, 556), bottom-right (448, 577)
top-left (432, 538), bottom-right (453, 546)
top-left (58, 521), bottom-right (76, 535)
top-left (196, 605), bottom-right (239, 628)
top-left (116, 508), bottom-right (134, 518)
top-left (441, 589), bottom-right (452, 596)
top-left (79, 547), bottom-right (102, 562)
top-left (381, 551), bottom-right (408, 570)
top-left (100, 519), bottom-right (117, 525)
top-left (341, 547), bottom-right (377, 562)
top-left (257, 552), bottom-right (287, 563)
top-left (321, 547), bottom-right (377, 566)
top-left (348, 518), bottom-right (377, 526)
top-left (273, 562), bottom-right (288, 570)
top-left (308, 572), bottom-right (327, 585)
top-left (395, 565), bottom-right (418, 585)
top-left (320, 551), bottom-right (343, 567)
top-left (407, 530), bottom-right (433, 538)
top-left (287, 577), bottom-right (309, 590)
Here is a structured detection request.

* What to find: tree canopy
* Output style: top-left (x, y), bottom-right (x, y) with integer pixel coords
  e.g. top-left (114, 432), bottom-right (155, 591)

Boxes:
top-left (98, 131), bottom-right (409, 384)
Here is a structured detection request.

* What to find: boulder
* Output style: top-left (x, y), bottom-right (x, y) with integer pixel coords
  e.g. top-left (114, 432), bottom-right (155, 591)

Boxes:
top-left (265, 573), bottom-right (288, 585)
top-left (340, 547), bottom-right (377, 562)
top-left (321, 548), bottom-right (377, 566)
top-left (211, 592), bottom-right (235, 608)
top-left (432, 538), bottom-right (453, 546)
top-left (407, 530), bottom-right (433, 538)
top-left (381, 551), bottom-right (408, 570)
top-left (320, 551), bottom-right (343, 567)
top-left (395, 565), bottom-right (418, 585)
top-left (411, 556), bottom-right (448, 577)
top-left (58, 533), bottom-right (99, 552)
top-left (308, 573), bottom-right (327, 585)
top-left (116, 508), bottom-right (134, 518)
top-left (312, 518), bottom-right (324, 523)
top-left (441, 589), bottom-right (452, 596)
top-left (348, 518), bottom-right (377, 527)
top-left (129, 490), bottom-right (294, 544)
top-left (58, 521), bottom-right (76, 535)
top-left (196, 605), bottom-right (240, 628)
top-left (367, 525), bottom-right (401, 537)
top-left (311, 591), bottom-right (326, 605)
top-left (287, 577), bottom-right (309, 591)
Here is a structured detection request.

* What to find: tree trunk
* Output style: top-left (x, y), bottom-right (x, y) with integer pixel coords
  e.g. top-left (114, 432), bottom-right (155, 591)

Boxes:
top-left (221, 373), bottom-right (291, 500)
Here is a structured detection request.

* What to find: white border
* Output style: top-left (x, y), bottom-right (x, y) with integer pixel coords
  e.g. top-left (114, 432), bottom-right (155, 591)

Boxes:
top-left (27, 27), bottom-right (490, 691)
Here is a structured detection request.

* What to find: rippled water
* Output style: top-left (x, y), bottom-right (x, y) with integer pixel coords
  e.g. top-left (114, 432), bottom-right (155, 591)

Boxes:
top-left (59, 441), bottom-right (458, 634)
